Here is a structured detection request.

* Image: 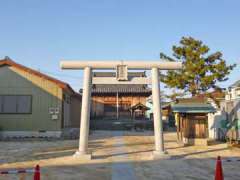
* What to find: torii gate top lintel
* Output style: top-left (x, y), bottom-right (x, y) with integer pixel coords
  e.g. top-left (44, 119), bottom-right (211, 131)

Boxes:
top-left (60, 60), bottom-right (182, 70)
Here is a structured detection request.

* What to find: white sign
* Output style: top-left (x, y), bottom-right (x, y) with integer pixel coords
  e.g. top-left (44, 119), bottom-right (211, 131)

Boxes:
top-left (116, 65), bottom-right (128, 81)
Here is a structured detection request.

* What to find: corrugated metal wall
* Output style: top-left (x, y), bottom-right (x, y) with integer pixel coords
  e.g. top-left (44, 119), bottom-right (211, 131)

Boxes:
top-left (0, 66), bottom-right (63, 131)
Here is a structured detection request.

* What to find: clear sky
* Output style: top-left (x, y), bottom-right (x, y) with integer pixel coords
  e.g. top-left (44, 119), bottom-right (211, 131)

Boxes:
top-left (0, 0), bottom-right (239, 92)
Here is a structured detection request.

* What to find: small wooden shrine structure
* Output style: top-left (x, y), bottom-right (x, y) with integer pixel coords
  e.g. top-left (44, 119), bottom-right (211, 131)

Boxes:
top-left (172, 99), bottom-right (216, 145)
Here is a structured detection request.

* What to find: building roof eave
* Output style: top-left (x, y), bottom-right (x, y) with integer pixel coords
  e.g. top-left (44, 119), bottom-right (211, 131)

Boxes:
top-left (0, 57), bottom-right (75, 94)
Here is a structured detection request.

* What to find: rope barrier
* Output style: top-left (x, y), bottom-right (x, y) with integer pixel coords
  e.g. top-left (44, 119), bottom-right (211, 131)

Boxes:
top-left (0, 164), bottom-right (40, 180)
top-left (224, 159), bottom-right (240, 162)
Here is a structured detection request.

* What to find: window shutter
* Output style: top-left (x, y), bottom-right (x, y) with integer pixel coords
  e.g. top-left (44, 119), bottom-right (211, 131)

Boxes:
top-left (17, 96), bottom-right (32, 113)
top-left (3, 96), bottom-right (17, 113)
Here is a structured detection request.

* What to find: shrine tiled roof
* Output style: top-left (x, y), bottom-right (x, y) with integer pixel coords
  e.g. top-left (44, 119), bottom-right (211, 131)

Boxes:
top-left (172, 103), bottom-right (216, 113)
top-left (91, 84), bottom-right (152, 94)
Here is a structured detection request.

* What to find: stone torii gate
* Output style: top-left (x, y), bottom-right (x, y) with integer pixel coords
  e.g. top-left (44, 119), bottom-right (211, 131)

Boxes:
top-left (60, 60), bottom-right (182, 159)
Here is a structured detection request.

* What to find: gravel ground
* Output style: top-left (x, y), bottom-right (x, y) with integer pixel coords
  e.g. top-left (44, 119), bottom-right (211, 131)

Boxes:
top-left (0, 131), bottom-right (239, 180)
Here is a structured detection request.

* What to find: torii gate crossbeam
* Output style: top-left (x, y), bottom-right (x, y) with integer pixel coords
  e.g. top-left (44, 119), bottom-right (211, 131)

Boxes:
top-left (60, 60), bottom-right (182, 160)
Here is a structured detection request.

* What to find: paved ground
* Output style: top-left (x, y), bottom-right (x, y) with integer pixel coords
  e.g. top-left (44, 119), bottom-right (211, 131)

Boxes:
top-left (0, 131), bottom-right (240, 180)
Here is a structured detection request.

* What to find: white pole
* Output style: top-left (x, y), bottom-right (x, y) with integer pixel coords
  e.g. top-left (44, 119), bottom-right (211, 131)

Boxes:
top-left (75, 67), bottom-right (92, 158)
top-left (151, 67), bottom-right (165, 155)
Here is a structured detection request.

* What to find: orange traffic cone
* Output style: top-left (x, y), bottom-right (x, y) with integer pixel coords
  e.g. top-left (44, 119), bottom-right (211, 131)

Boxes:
top-left (34, 165), bottom-right (40, 180)
top-left (215, 156), bottom-right (224, 180)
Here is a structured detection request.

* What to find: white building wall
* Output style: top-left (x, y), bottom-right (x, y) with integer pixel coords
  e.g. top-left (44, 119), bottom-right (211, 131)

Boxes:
top-left (208, 98), bottom-right (227, 140)
top-left (208, 110), bottom-right (226, 140)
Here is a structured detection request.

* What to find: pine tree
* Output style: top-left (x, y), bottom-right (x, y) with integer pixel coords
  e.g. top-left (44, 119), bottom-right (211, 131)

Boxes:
top-left (160, 37), bottom-right (236, 96)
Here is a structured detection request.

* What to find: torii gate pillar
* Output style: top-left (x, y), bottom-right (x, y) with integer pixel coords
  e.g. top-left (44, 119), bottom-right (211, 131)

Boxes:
top-left (152, 67), bottom-right (165, 156)
top-left (74, 67), bottom-right (92, 159)
top-left (60, 60), bottom-right (182, 160)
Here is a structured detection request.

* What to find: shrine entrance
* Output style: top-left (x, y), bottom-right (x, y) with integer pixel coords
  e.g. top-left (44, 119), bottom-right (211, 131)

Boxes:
top-left (60, 60), bottom-right (182, 159)
top-left (90, 71), bottom-right (152, 130)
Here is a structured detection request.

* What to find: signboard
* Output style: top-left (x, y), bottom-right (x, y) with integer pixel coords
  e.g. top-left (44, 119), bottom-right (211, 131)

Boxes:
top-left (116, 65), bottom-right (128, 81)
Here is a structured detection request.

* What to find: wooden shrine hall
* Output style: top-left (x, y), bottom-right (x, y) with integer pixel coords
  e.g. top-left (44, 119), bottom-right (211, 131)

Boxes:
top-left (90, 72), bottom-right (152, 120)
